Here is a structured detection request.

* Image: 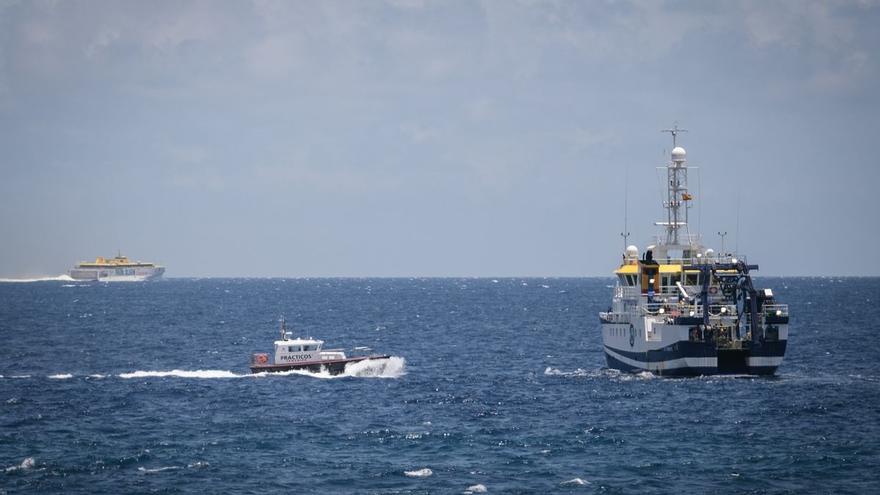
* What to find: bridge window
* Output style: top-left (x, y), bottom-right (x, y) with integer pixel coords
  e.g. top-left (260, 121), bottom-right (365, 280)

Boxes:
top-left (288, 345), bottom-right (302, 352)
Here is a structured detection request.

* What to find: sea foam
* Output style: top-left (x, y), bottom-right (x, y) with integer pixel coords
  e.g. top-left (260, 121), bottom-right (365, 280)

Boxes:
top-left (404, 468), bottom-right (433, 477)
top-left (119, 369), bottom-right (241, 379)
top-left (561, 477), bottom-right (590, 485)
top-left (5, 457), bottom-right (35, 472)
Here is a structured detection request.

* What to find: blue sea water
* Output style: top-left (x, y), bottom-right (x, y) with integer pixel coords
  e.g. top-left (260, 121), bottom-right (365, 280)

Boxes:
top-left (1, 277), bottom-right (879, 494)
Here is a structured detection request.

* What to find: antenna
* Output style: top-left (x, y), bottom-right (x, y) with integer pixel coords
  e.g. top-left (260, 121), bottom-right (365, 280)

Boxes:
top-left (279, 315), bottom-right (287, 340)
top-left (661, 123), bottom-right (688, 148)
top-left (656, 123), bottom-right (691, 246)
top-left (620, 165), bottom-right (630, 250)
top-left (717, 231), bottom-right (728, 255)
top-left (697, 167), bottom-right (702, 243)
top-left (735, 192), bottom-right (741, 255)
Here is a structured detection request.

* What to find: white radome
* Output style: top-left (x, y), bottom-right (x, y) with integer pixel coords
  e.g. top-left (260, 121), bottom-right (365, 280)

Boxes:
top-left (671, 146), bottom-right (687, 162)
top-left (626, 245), bottom-right (639, 259)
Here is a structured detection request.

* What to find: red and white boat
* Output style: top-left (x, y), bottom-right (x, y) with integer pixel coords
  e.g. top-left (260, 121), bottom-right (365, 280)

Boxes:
top-left (250, 317), bottom-right (390, 375)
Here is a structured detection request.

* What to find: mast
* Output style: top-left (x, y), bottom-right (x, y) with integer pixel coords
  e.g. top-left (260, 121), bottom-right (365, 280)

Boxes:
top-left (620, 166), bottom-right (630, 250)
top-left (658, 125), bottom-right (692, 247)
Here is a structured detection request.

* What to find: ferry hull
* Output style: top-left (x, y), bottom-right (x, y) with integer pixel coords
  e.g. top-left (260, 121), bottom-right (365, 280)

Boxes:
top-left (250, 355), bottom-right (390, 375)
top-left (69, 266), bottom-right (165, 282)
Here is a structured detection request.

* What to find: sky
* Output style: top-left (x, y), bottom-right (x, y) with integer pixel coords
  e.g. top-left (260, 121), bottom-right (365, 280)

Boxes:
top-left (1, 0), bottom-right (878, 278)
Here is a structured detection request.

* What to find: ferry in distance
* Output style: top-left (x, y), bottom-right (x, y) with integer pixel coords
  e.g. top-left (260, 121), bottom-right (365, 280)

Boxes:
top-left (68, 253), bottom-right (165, 282)
top-left (599, 127), bottom-right (789, 376)
top-left (250, 316), bottom-right (392, 375)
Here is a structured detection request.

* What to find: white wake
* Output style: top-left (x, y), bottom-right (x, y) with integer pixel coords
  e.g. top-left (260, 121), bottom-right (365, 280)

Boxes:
top-left (256, 356), bottom-right (407, 380)
top-left (118, 357), bottom-right (405, 380)
top-left (0, 275), bottom-right (74, 283)
top-left (119, 369), bottom-right (240, 379)
top-left (0, 359), bottom-right (408, 382)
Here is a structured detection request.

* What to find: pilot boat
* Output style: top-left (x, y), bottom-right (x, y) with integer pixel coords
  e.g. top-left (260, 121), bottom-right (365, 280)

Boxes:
top-left (598, 127), bottom-right (789, 376)
top-left (250, 317), bottom-right (391, 375)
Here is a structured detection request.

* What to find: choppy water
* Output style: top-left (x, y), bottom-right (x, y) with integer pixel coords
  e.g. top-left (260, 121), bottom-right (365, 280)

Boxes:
top-left (1, 277), bottom-right (879, 493)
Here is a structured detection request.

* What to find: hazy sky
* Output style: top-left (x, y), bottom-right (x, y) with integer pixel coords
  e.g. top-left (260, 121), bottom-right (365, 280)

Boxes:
top-left (1, 0), bottom-right (878, 277)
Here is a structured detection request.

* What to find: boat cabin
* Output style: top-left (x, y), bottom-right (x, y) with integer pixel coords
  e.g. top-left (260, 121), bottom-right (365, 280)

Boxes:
top-left (269, 330), bottom-right (347, 365)
top-left (274, 333), bottom-right (325, 364)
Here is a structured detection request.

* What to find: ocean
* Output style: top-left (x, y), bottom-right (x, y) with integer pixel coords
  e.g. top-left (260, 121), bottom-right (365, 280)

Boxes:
top-left (1, 277), bottom-right (878, 494)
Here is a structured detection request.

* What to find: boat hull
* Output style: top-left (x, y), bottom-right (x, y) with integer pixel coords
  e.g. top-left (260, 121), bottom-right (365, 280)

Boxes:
top-left (250, 355), bottom-right (391, 375)
top-left (601, 320), bottom-right (787, 377)
top-left (604, 341), bottom-right (787, 376)
top-left (69, 266), bottom-right (165, 282)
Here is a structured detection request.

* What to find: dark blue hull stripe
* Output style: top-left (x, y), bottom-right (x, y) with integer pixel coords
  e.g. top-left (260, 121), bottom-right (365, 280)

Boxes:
top-left (607, 340), bottom-right (787, 363)
top-left (604, 352), bottom-right (779, 376)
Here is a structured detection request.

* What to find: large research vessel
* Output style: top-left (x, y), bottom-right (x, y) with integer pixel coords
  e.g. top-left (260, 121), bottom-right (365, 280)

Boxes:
top-left (599, 128), bottom-right (789, 376)
top-left (68, 254), bottom-right (165, 282)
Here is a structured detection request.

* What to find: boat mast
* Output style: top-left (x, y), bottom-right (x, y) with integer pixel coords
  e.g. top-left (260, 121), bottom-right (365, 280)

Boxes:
top-left (659, 125), bottom-right (691, 247)
top-left (620, 166), bottom-right (630, 251)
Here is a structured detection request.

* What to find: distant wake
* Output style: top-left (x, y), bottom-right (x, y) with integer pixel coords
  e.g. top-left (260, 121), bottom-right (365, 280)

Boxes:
top-left (0, 274), bottom-right (74, 283)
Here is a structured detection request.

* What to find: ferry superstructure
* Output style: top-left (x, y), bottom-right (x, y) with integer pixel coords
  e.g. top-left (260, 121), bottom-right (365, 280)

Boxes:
top-left (599, 128), bottom-right (788, 376)
top-left (68, 254), bottom-right (165, 282)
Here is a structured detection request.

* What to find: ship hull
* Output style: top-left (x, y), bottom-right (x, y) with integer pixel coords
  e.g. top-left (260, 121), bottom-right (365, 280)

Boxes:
top-left (69, 266), bottom-right (165, 282)
top-left (250, 355), bottom-right (390, 375)
top-left (603, 341), bottom-right (787, 376)
top-left (601, 321), bottom-right (787, 377)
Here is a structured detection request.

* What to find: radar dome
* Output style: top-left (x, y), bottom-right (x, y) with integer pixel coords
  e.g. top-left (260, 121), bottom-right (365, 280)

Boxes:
top-left (671, 146), bottom-right (686, 162)
top-left (704, 248), bottom-right (715, 258)
top-left (626, 245), bottom-right (639, 259)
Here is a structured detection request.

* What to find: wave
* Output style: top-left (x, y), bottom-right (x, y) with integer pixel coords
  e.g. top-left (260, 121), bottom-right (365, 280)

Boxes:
top-left (48, 374), bottom-right (73, 379)
top-left (0, 274), bottom-right (74, 283)
top-left (345, 356), bottom-right (406, 378)
top-left (5, 457), bottom-right (35, 473)
top-left (404, 468), bottom-right (433, 478)
top-left (138, 466), bottom-right (181, 474)
top-left (543, 367), bottom-right (656, 381)
top-left (465, 484), bottom-right (487, 493)
top-left (561, 477), bottom-right (590, 485)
